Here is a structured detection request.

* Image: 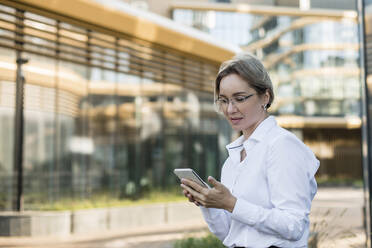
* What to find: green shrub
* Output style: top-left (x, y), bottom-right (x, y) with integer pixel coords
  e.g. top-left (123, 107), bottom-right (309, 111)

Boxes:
top-left (174, 232), bottom-right (319, 248)
top-left (173, 233), bottom-right (225, 248)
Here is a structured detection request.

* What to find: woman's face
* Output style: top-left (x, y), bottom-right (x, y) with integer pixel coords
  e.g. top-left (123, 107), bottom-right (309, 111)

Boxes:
top-left (218, 73), bottom-right (269, 137)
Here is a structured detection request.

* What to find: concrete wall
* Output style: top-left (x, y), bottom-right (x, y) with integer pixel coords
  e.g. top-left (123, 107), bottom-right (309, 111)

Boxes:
top-left (0, 202), bottom-right (203, 237)
top-left (0, 211), bottom-right (71, 237)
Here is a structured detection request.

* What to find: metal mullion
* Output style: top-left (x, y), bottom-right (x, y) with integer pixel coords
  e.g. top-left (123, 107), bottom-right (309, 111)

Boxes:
top-left (13, 7), bottom-right (26, 212)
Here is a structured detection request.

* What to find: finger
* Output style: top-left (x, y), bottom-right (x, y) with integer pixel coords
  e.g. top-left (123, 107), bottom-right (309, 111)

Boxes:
top-left (182, 189), bottom-right (194, 202)
top-left (208, 176), bottom-right (221, 188)
top-left (181, 178), bottom-right (205, 193)
top-left (187, 193), bottom-right (195, 201)
top-left (180, 183), bottom-right (204, 201)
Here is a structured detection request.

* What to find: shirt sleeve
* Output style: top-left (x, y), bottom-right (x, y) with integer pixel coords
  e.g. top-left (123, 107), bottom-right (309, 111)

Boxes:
top-left (199, 159), bottom-right (233, 241)
top-left (230, 134), bottom-right (319, 241)
top-left (200, 207), bottom-right (231, 241)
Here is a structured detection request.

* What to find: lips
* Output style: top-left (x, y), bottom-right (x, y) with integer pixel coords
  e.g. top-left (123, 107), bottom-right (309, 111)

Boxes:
top-left (230, 117), bottom-right (243, 125)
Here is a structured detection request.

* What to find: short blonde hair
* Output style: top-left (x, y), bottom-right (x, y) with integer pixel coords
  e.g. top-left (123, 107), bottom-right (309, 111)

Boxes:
top-left (215, 53), bottom-right (274, 109)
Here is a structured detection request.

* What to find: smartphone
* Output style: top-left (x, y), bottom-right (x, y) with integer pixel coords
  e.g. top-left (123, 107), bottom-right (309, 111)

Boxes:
top-left (174, 168), bottom-right (210, 188)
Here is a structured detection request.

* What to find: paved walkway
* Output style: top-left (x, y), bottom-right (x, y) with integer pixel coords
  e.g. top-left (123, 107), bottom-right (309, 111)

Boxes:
top-left (311, 187), bottom-right (366, 248)
top-left (0, 187), bottom-right (367, 248)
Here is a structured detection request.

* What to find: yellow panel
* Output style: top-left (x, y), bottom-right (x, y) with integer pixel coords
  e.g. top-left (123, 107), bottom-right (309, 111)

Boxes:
top-left (11, 0), bottom-right (237, 64)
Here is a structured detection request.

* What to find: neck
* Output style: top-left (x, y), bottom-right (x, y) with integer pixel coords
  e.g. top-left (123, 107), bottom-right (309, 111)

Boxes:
top-left (242, 113), bottom-right (269, 140)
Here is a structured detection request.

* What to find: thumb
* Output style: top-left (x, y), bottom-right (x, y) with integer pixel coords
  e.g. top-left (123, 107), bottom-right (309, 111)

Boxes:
top-left (208, 176), bottom-right (220, 187)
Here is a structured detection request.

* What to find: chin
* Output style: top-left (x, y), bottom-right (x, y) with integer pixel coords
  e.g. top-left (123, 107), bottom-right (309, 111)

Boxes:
top-left (231, 125), bottom-right (243, 132)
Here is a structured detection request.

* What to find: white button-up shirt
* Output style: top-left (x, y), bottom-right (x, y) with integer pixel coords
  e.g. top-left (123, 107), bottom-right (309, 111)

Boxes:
top-left (201, 116), bottom-right (319, 248)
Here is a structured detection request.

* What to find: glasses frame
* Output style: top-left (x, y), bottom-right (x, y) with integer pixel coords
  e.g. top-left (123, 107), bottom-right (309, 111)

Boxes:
top-left (215, 93), bottom-right (255, 112)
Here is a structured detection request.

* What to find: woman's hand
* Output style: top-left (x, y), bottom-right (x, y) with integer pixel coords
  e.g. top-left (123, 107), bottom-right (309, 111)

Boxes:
top-left (182, 188), bottom-right (200, 206)
top-left (180, 176), bottom-right (237, 212)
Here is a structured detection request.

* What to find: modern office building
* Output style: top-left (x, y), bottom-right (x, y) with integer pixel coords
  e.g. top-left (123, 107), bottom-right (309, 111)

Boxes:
top-left (0, 0), bottom-right (240, 210)
top-left (0, 0), bottom-right (364, 213)
top-left (169, 0), bottom-right (362, 182)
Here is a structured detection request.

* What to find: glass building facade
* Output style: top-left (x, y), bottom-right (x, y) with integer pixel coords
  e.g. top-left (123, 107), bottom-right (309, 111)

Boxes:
top-left (0, 1), bottom-right (234, 210)
top-left (172, 4), bottom-right (363, 181)
top-left (173, 8), bottom-right (360, 117)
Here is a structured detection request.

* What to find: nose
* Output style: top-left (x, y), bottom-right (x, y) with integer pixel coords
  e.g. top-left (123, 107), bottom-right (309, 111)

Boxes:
top-left (226, 101), bottom-right (238, 114)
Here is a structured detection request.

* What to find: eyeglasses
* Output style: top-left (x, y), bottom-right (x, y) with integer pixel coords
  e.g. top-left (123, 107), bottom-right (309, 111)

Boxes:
top-left (215, 93), bottom-right (255, 111)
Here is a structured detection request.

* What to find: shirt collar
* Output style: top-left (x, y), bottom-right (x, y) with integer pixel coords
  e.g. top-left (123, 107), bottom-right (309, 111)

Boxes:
top-left (226, 115), bottom-right (277, 151)
top-left (249, 115), bottom-right (277, 142)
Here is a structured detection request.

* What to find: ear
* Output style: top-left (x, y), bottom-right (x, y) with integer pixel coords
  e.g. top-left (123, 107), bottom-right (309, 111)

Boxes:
top-left (262, 90), bottom-right (270, 106)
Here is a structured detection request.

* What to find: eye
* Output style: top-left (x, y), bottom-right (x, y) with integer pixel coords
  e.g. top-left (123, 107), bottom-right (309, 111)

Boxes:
top-left (234, 96), bottom-right (246, 103)
top-left (218, 98), bottom-right (228, 104)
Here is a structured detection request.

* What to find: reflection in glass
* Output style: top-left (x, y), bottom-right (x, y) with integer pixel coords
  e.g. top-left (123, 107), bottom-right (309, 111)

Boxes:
top-left (0, 47), bottom-right (15, 210)
top-left (173, 9), bottom-right (361, 117)
top-left (0, 2), bottom-right (228, 209)
top-left (22, 53), bottom-right (57, 208)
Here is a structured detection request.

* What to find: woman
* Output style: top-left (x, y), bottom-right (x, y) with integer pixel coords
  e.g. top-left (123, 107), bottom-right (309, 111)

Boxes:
top-left (180, 54), bottom-right (319, 248)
